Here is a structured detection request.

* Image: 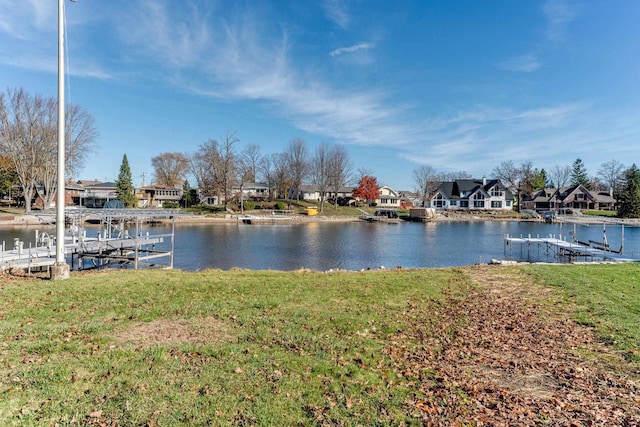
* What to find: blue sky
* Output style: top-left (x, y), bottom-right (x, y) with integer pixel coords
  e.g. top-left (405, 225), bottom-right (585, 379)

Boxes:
top-left (1, 0), bottom-right (639, 190)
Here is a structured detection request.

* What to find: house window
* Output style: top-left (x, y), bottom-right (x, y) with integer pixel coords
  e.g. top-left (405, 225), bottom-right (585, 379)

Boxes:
top-left (433, 193), bottom-right (446, 208)
top-left (506, 200), bottom-right (512, 207)
top-left (474, 201), bottom-right (485, 208)
top-left (491, 201), bottom-right (502, 208)
top-left (450, 200), bottom-right (457, 206)
top-left (460, 200), bottom-right (469, 208)
top-left (490, 187), bottom-right (503, 197)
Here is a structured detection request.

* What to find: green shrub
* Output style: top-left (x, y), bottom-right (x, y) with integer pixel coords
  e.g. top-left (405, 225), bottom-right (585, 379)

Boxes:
top-left (163, 201), bottom-right (179, 208)
top-left (243, 201), bottom-right (256, 211)
top-left (275, 201), bottom-right (287, 210)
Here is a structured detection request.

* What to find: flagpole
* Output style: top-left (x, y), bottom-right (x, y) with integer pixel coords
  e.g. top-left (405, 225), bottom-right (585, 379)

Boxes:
top-left (52, 0), bottom-right (70, 279)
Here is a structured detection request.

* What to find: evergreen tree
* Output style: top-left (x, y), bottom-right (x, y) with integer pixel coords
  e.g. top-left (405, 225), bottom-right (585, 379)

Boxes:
top-left (570, 158), bottom-right (590, 189)
top-left (116, 154), bottom-right (137, 207)
top-left (181, 180), bottom-right (193, 208)
top-left (618, 164), bottom-right (640, 218)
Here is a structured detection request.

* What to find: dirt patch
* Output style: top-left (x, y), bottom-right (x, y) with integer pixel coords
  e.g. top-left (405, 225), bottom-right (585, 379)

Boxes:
top-left (388, 264), bottom-right (640, 425)
top-left (111, 316), bottom-right (232, 347)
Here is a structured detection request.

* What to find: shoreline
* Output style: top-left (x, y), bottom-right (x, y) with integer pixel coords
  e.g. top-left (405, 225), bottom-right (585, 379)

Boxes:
top-left (1, 211), bottom-right (639, 228)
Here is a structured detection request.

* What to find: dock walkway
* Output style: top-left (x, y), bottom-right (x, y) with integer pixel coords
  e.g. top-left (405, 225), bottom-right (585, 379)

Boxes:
top-left (504, 234), bottom-right (639, 263)
top-left (1, 209), bottom-right (177, 273)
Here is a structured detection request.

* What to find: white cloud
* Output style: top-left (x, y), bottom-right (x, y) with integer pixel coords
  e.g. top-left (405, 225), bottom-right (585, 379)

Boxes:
top-left (0, 0), bottom-right (110, 78)
top-left (114, 3), bottom-right (418, 149)
top-left (400, 102), bottom-right (640, 181)
top-left (497, 53), bottom-right (542, 73)
top-left (329, 43), bottom-right (373, 57)
top-left (542, 0), bottom-right (576, 42)
top-left (118, 1), bottom-right (211, 68)
top-left (399, 102), bottom-right (598, 174)
top-left (323, 0), bottom-right (350, 30)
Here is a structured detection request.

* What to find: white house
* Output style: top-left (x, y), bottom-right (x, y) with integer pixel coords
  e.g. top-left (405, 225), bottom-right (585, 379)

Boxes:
top-left (376, 186), bottom-right (401, 208)
top-left (233, 182), bottom-right (270, 201)
top-left (429, 178), bottom-right (513, 211)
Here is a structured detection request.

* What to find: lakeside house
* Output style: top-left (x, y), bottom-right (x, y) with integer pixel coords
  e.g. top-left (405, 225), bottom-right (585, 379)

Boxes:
top-left (376, 186), bottom-right (402, 208)
top-left (521, 184), bottom-right (616, 212)
top-left (398, 191), bottom-right (420, 209)
top-left (429, 178), bottom-right (514, 211)
top-left (199, 182), bottom-right (271, 206)
top-left (82, 181), bottom-right (118, 208)
top-left (291, 185), bottom-right (354, 202)
top-left (136, 184), bottom-right (183, 208)
top-left (234, 182), bottom-right (271, 201)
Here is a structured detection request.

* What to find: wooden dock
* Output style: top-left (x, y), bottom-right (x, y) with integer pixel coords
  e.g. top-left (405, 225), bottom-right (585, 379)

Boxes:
top-left (357, 208), bottom-right (402, 223)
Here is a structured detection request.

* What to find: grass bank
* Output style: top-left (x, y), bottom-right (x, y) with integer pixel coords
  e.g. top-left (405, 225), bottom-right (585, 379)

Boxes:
top-left (523, 263), bottom-right (640, 362)
top-left (1, 265), bottom-right (639, 425)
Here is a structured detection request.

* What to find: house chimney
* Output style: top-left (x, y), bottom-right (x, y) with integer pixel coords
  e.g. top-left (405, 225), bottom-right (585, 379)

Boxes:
top-left (482, 176), bottom-right (487, 186)
top-left (610, 187), bottom-right (613, 197)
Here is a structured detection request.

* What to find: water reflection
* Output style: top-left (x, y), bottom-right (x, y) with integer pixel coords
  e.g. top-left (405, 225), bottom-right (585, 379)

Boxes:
top-left (1, 221), bottom-right (638, 271)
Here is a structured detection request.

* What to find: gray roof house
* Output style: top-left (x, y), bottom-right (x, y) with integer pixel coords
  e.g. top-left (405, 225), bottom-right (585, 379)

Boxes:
top-left (429, 178), bottom-right (514, 210)
top-left (293, 185), bottom-right (354, 201)
top-left (82, 181), bottom-right (118, 208)
top-left (522, 184), bottom-right (616, 212)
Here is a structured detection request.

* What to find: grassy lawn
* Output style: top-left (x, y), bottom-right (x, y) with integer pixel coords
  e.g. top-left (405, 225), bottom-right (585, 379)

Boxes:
top-left (523, 263), bottom-right (640, 362)
top-left (0, 268), bottom-right (468, 425)
top-left (583, 210), bottom-right (618, 217)
top-left (0, 206), bottom-right (24, 216)
top-left (1, 264), bottom-right (639, 425)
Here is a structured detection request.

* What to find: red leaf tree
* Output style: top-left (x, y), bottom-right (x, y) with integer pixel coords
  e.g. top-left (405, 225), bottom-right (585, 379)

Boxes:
top-left (353, 175), bottom-right (380, 204)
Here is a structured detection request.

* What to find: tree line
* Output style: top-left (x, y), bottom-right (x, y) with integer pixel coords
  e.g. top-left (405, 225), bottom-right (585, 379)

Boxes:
top-left (2, 87), bottom-right (638, 218)
top-left (148, 132), bottom-right (354, 213)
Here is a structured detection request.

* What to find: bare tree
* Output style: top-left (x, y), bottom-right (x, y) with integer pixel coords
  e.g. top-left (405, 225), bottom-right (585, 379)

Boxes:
top-left (240, 144), bottom-right (263, 183)
top-left (310, 143), bottom-right (331, 212)
top-left (597, 159), bottom-right (625, 196)
top-left (440, 171), bottom-right (472, 181)
top-left (236, 155), bottom-right (250, 213)
top-left (38, 103), bottom-right (98, 208)
top-left (151, 152), bottom-right (189, 187)
top-left (286, 138), bottom-right (309, 202)
top-left (355, 167), bottom-right (373, 183)
top-left (493, 160), bottom-right (526, 211)
top-left (217, 130), bottom-right (238, 209)
top-left (412, 165), bottom-right (441, 207)
top-left (259, 154), bottom-right (275, 201)
top-left (518, 160), bottom-right (536, 195)
top-left (236, 144), bottom-right (261, 213)
top-left (548, 164), bottom-right (571, 188)
top-left (327, 144), bottom-right (352, 208)
top-left (189, 140), bottom-right (221, 202)
top-left (271, 153), bottom-right (292, 201)
top-left (0, 87), bottom-right (97, 212)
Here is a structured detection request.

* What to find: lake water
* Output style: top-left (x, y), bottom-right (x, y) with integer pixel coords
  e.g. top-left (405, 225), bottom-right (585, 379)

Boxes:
top-left (4, 220), bottom-right (638, 271)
